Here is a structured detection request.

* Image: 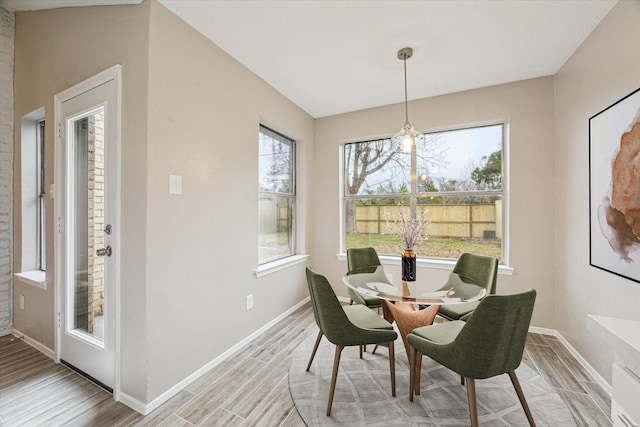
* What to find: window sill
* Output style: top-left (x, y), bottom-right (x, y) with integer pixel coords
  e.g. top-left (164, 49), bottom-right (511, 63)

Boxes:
top-left (15, 271), bottom-right (47, 290)
top-left (336, 253), bottom-right (514, 276)
top-left (255, 254), bottom-right (309, 278)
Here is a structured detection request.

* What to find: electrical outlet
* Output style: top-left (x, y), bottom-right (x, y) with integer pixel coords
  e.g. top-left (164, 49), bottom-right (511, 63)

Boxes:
top-left (246, 294), bottom-right (254, 311)
top-left (20, 295), bottom-right (25, 310)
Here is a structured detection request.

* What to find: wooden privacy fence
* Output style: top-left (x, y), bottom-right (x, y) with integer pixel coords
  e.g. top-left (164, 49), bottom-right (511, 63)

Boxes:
top-left (354, 201), bottom-right (502, 239)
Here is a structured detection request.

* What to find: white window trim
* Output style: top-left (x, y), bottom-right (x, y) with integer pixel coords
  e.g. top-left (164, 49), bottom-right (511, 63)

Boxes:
top-left (258, 124), bottom-right (297, 266)
top-left (36, 119), bottom-right (46, 271)
top-left (20, 107), bottom-right (46, 277)
top-left (340, 119), bottom-right (511, 268)
top-left (14, 271), bottom-right (47, 290)
top-left (255, 254), bottom-right (309, 278)
top-left (335, 253), bottom-right (513, 275)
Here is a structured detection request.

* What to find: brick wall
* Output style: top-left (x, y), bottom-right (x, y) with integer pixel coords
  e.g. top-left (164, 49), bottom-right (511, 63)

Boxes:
top-left (87, 112), bottom-right (105, 333)
top-left (0, 7), bottom-right (14, 335)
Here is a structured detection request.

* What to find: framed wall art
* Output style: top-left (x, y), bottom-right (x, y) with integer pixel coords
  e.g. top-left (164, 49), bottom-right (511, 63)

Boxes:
top-left (589, 87), bottom-right (640, 283)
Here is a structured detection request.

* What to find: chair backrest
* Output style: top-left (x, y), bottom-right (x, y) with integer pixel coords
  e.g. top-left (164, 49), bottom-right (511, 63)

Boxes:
top-left (343, 265), bottom-right (392, 288)
top-left (306, 267), bottom-right (362, 345)
top-left (346, 247), bottom-right (382, 275)
top-left (453, 289), bottom-right (536, 379)
top-left (452, 253), bottom-right (499, 295)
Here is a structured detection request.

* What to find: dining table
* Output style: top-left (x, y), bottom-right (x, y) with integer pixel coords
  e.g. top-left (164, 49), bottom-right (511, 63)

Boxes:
top-left (343, 266), bottom-right (487, 395)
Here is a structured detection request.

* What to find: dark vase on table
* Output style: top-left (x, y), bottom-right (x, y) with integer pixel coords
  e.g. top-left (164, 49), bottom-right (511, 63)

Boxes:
top-left (401, 249), bottom-right (416, 281)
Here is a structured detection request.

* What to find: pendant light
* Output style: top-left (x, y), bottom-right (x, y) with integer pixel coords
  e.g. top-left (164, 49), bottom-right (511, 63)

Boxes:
top-left (392, 47), bottom-right (421, 152)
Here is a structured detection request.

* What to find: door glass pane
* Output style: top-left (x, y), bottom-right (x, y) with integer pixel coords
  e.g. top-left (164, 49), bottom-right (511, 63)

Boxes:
top-left (71, 109), bottom-right (105, 342)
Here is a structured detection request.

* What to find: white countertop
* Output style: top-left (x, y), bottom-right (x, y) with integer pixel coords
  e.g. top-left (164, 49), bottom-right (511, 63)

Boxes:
top-left (588, 315), bottom-right (640, 377)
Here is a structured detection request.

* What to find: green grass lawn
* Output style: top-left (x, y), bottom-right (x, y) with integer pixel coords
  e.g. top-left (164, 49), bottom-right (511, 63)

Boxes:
top-left (346, 234), bottom-right (502, 260)
top-left (260, 231), bottom-right (502, 262)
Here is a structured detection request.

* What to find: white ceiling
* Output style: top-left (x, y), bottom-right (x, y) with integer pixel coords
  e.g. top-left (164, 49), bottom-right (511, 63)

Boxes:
top-left (157, 0), bottom-right (617, 118)
top-left (3, 0), bottom-right (617, 118)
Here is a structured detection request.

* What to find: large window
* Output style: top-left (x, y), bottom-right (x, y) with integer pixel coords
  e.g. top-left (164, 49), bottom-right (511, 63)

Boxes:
top-left (36, 120), bottom-right (46, 270)
top-left (258, 125), bottom-right (296, 264)
top-left (19, 108), bottom-right (47, 278)
top-left (344, 124), bottom-right (504, 261)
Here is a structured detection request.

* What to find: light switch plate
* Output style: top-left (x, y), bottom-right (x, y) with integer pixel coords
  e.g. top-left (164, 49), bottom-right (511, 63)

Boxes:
top-left (169, 175), bottom-right (182, 195)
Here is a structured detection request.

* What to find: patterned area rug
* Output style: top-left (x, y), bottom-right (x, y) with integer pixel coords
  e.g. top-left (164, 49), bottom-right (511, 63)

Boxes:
top-left (289, 331), bottom-right (577, 426)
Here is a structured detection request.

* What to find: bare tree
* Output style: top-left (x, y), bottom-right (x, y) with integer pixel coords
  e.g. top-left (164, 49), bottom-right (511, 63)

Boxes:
top-left (259, 132), bottom-right (293, 193)
top-left (344, 134), bottom-right (447, 233)
top-left (344, 139), bottom-right (405, 233)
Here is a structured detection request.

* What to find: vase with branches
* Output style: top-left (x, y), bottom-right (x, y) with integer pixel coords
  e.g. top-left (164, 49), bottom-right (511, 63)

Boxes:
top-left (387, 204), bottom-right (428, 281)
top-left (387, 204), bottom-right (428, 249)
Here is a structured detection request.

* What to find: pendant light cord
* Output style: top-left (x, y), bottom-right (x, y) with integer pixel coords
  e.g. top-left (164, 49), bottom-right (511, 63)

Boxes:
top-left (403, 57), bottom-right (409, 125)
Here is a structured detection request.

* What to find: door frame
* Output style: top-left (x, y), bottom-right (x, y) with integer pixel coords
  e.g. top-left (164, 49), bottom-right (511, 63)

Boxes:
top-left (54, 65), bottom-right (122, 398)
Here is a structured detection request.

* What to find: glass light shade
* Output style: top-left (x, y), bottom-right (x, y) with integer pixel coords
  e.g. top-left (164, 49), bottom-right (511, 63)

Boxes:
top-left (393, 122), bottom-right (420, 152)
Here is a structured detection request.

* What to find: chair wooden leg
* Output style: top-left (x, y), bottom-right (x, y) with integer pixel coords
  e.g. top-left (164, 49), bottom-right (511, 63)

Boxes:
top-left (327, 346), bottom-right (344, 416)
top-left (508, 371), bottom-right (536, 427)
top-left (461, 375), bottom-right (465, 385)
top-left (466, 378), bottom-right (479, 427)
top-left (414, 352), bottom-right (423, 395)
top-left (371, 306), bottom-right (385, 354)
top-left (306, 330), bottom-right (323, 372)
top-left (388, 340), bottom-right (396, 397)
top-left (409, 345), bottom-right (417, 402)
top-left (359, 345), bottom-right (363, 359)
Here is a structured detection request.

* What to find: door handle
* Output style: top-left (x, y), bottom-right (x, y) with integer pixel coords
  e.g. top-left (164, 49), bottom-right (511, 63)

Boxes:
top-left (96, 246), bottom-right (112, 257)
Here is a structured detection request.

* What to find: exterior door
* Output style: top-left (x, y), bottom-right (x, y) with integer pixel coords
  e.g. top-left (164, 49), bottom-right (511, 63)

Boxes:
top-left (56, 67), bottom-right (120, 391)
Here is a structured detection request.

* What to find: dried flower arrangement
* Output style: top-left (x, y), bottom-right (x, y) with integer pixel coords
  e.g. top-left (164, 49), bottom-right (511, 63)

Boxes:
top-left (387, 204), bottom-right (429, 250)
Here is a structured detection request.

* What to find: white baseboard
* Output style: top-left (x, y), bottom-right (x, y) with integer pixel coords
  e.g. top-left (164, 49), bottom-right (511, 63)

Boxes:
top-left (12, 301), bottom-right (611, 416)
top-left (555, 332), bottom-right (612, 395)
top-left (117, 391), bottom-right (147, 415)
top-left (139, 296), bottom-right (312, 415)
top-left (12, 328), bottom-right (56, 360)
top-left (10, 299), bottom-right (312, 415)
top-left (140, 312), bottom-right (611, 414)
top-left (528, 326), bottom-right (612, 396)
top-left (528, 325), bottom-right (557, 336)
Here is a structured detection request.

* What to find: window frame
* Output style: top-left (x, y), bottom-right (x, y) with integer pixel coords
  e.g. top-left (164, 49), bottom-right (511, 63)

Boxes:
top-left (16, 107), bottom-right (48, 290)
top-left (258, 125), bottom-right (297, 266)
top-left (37, 119), bottom-right (46, 271)
top-left (342, 122), bottom-right (509, 267)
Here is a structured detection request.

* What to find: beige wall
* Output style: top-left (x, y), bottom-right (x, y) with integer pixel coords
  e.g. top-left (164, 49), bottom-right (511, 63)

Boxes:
top-left (12, 0), bottom-right (315, 404)
top-left (13, 1), bottom-right (151, 401)
top-left (555, 0), bottom-right (640, 384)
top-left (315, 77), bottom-right (557, 329)
top-left (10, 0), bottom-right (636, 407)
top-left (145, 1), bottom-right (314, 400)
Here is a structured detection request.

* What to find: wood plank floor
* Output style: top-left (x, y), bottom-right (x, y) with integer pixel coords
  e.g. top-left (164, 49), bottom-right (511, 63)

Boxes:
top-left (1, 303), bottom-right (611, 426)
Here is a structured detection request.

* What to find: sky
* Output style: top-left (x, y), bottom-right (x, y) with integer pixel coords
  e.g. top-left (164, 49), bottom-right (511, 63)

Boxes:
top-left (349, 123), bottom-right (503, 195)
top-left (425, 124), bottom-right (502, 184)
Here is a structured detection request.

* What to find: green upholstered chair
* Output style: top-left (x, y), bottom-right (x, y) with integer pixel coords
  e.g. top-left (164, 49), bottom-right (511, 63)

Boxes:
top-left (408, 289), bottom-right (537, 427)
top-left (437, 252), bottom-right (498, 322)
top-left (346, 247), bottom-right (384, 308)
top-left (305, 267), bottom-right (398, 416)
